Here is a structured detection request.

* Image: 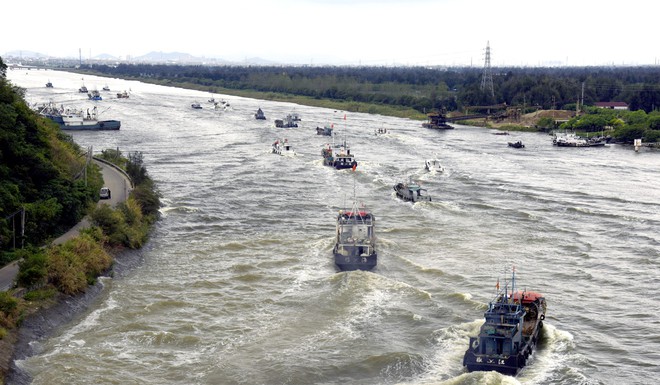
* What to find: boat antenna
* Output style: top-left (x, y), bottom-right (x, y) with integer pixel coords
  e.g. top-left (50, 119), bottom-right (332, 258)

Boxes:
top-left (512, 265), bottom-right (516, 297)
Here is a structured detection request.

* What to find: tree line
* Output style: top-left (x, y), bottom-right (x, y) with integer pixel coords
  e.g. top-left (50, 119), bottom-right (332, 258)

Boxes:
top-left (83, 63), bottom-right (660, 113)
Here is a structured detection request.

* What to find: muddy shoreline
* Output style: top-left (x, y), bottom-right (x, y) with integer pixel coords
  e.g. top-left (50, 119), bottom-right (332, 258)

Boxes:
top-left (5, 248), bottom-right (144, 385)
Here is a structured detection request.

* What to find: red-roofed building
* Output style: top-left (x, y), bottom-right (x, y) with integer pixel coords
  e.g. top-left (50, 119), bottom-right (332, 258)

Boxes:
top-left (594, 102), bottom-right (629, 110)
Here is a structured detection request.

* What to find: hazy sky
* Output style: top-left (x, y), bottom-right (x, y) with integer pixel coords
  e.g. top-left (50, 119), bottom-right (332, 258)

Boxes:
top-left (2, 0), bottom-right (657, 66)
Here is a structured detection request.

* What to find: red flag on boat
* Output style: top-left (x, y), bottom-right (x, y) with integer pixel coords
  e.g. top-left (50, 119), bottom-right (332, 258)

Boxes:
top-left (344, 114), bottom-right (347, 120)
top-left (496, 278), bottom-right (500, 290)
top-left (352, 163), bottom-right (357, 171)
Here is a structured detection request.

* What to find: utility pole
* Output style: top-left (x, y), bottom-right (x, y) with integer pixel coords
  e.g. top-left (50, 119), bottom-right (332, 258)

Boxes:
top-left (480, 41), bottom-right (495, 100)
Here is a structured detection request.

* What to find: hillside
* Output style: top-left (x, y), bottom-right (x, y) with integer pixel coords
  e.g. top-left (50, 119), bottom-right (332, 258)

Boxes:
top-left (0, 57), bottom-right (103, 262)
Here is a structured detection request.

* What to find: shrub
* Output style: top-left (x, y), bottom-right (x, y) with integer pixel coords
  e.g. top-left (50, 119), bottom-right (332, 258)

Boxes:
top-left (17, 248), bottom-right (48, 289)
top-left (23, 288), bottom-right (57, 301)
top-left (46, 234), bottom-right (112, 295)
top-left (0, 292), bottom-right (18, 314)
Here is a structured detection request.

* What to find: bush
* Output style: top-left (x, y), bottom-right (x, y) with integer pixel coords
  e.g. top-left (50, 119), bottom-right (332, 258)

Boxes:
top-left (46, 234), bottom-right (112, 295)
top-left (17, 248), bottom-right (48, 289)
top-left (643, 129), bottom-right (660, 143)
top-left (0, 292), bottom-right (18, 314)
top-left (23, 288), bottom-right (57, 301)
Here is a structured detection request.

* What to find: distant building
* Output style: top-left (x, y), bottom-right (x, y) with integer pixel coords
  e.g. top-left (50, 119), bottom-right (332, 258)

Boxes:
top-left (594, 102), bottom-right (629, 110)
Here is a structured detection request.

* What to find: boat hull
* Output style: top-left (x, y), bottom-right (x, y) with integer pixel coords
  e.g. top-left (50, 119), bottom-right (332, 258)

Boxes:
top-left (323, 158), bottom-right (357, 169)
top-left (394, 186), bottom-right (431, 202)
top-left (44, 115), bottom-right (121, 130)
top-left (333, 252), bottom-right (377, 271)
top-left (463, 321), bottom-right (542, 375)
top-left (60, 120), bottom-right (121, 130)
top-left (422, 122), bottom-right (453, 129)
top-left (463, 349), bottom-right (526, 376)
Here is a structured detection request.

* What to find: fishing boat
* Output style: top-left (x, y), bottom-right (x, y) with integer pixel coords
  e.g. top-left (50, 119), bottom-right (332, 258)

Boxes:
top-left (422, 112), bottom-right (453, 129)
top-left (508, 141), bottom-right (525, 148)
top-left (272, 139), bottom-right (296, 156)
top-left (553, 132), bottom-right (607, 147)
top-left (316, 125), bottom-right (333, 136)
top-left (191, 102), bottom-right (203, 109)
top-left (255, 108), bottom-right (266, 120)
top-left (425, 159), bottom-right (445, 173)
top-left (88, 90), bottom-right (102, 101)
top-left (102, 84), bottom-right (110, 91)
top-left (78, 83), bottom-right (88, 93)
top-left (38, 103), bottom-right (120, 130)
top-left (45, 80), bottom-right (53, 88)
top-left (322, 139), bottom-right (357, 170)
top-left (463, 268), bottom-right (547, 375)
top-left (275, 114), bottom-right (298, 128)
top-left (393, 179), bottom-right (431, 202)
top-left (117, 90), bottom-right (129, 99)
top-left (333, 200), bottom-right (377, 271)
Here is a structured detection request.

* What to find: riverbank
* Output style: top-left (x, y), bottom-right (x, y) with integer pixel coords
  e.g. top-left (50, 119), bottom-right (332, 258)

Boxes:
top-left (71, 69), bottom-right (429, 120)
top-left (4, 248), bottom-right (145, 385)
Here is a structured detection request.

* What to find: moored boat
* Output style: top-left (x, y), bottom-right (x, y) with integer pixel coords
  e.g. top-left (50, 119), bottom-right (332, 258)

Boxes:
top-left (333, 201), bottom-right (377, 271)
top-left (463, 268), bottom-right (547, 375)
top-left (553, 132), bottom-right (607, 147)
top-left (393, 179), bottom-right (431, 202)
top-left (38, 103), bottom-right (120, 130)
top-left (322, 139), bottom-right (357, 170)
top-left (422, 112), bottom-right (453, 129)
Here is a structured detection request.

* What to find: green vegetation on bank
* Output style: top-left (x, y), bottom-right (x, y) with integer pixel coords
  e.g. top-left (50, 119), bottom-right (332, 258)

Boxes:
top-left (0, 57), bottom-right (103, 263)
top-left (559, 107), bottom-right (660, 143)
top-left (0, 56), bottom-right (161, 373)
top-left (74, 63), bottom-right (660, 142)
top-left (78, 63), bottom-right (660, 114)
top-left (16, 148), bottom-right (161, 294)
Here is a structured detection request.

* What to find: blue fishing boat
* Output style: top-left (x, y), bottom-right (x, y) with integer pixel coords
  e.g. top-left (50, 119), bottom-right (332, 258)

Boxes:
top-left (463, 269), bottom-right (547, 375)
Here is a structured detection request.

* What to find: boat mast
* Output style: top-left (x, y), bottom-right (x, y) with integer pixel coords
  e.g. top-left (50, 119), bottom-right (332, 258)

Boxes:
top-left (511, 266), bottom-right (516, 297)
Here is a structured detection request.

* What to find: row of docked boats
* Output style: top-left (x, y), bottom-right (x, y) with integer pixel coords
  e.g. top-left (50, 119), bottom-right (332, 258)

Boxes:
top-left (37, 102), bottom-right (121, 130)
top-left (553, 131), bottom-right (608, 147)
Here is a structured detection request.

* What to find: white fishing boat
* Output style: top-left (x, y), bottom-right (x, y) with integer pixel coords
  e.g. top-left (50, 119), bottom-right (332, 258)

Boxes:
top-left (272, 139), bottom-right (296, 156)
top-left (425, 159), bottom-right (445, 173)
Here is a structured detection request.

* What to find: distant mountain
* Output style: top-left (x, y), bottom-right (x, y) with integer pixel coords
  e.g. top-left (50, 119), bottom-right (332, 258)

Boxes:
top-left (135, 51), bottom-right (198, 62)
top-left (2, 49), bottom-right (286, 66)
top-left (94, 53), bottom-right (119, 60)
top-left (3, 50), bottom-right (49, 59)
top-left (244, 57), bottom-right (278, 65)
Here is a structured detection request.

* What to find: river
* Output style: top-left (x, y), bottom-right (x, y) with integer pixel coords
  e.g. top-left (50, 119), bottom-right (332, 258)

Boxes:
top-left (7, 69), bottom-right (659, 385)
